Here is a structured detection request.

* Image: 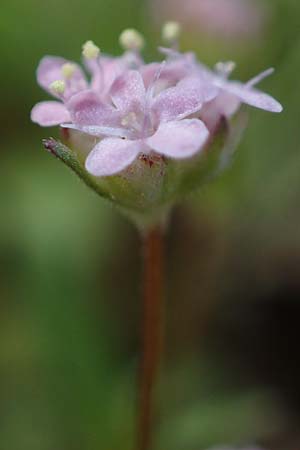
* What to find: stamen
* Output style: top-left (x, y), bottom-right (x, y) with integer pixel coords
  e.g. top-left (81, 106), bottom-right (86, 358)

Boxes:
top-left (146, 61), bottom-right (166, 101)
top-left (215, 61), bottom-right (236, 78)
top-left (82, 40), bottom-right (100, 59)
top-left (119, 29), bottom-right (145, 51)
top-left (49, 80), bottom-right (66, 95)
top-left (61, 63), bottom-right (76, 79)
top-left (162, 21), bottom-right (181, 43)
top-left (247, 68), bottom-right (275, 88)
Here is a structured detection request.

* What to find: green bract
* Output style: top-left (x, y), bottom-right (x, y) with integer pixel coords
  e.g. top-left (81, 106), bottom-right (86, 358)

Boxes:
top-left (43, 114), bottom-right (243, 229)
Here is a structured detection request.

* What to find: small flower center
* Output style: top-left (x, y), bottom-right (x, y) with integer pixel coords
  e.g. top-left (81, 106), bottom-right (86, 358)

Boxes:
top-left (121, 112), bottom-right (140, 129)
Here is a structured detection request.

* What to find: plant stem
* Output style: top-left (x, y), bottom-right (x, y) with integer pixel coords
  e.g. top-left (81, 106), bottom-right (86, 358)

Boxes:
top-left (137, 225), bottom-right (165, 450)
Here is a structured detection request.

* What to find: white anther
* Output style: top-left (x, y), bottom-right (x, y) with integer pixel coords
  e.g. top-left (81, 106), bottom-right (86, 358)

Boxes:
top-left (82, 40), bottom-right (100, 59)
top-left (49, 80), bottom-right (66, 94)
top-left (119, 29), bottom-right (145, 51)
top-left (61, 63), bottom-right (76, 79)
top-left (215, 61), bottom-right (236, 77)
top-left (162, 21), bottom-right (181, 42)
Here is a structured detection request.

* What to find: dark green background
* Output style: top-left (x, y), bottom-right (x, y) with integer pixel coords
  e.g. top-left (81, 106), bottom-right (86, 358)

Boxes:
top-left (0, 0), bottom-right (299, 448)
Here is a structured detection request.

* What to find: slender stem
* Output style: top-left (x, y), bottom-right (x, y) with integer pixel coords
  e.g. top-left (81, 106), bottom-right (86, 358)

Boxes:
top-left (137, 225), bottom-right (165, 450)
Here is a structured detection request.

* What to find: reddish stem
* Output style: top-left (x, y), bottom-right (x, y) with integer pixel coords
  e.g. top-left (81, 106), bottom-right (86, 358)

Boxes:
top-left (137, 226), bottom-right (165, 450)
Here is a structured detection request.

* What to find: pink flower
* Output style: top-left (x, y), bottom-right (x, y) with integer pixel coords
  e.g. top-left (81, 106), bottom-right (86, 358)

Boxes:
top-left (62, 68), bottom-right (217, 176)
top-left (199, 62), bottom-right (283, 130)
top-left (160, 49), bottom-right (282, 131)
top-left (31, 56), bottom-right (87, 126)
top-left (31, 49), bottom-right (143, 127)
top-left (31, 32), bottom-right (282, 182)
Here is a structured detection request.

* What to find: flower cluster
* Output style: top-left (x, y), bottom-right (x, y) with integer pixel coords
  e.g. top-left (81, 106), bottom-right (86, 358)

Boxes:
top-left (31, 25), bottom-right (282, 225)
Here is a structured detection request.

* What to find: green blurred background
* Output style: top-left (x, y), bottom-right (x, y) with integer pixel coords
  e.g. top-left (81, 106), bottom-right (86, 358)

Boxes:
top-left (1, 0), bottom-right (300, 449)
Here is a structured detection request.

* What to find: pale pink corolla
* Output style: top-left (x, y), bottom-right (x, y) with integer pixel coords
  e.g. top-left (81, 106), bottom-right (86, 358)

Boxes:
top-left (31, 52), bottom-right (143, 127)
top-left (62, 69), bottom-right (218, 176)
top-left (31, 34), bottom-right (283, 180)
top-left (160, 48), bottom-right (282, 131)
top-left (198, 63), bottom-right (283, 130)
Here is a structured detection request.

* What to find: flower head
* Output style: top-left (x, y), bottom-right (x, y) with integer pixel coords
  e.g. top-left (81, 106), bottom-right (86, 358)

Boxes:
top-left (31, 27), bottom-right (282, 226)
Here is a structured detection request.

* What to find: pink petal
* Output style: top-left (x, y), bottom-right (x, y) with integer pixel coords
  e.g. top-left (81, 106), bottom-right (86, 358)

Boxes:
top-left (61, 123), bottom-right (131, 138)
top-left (201, 92), bottom-right (240, 131)
top-left (147, 119), bottom-right (209, 158)
top-left (31, 101), bottom-right (71, 126)
top-left (37, 56), bottom-right (87, 98)
top-left (85, 138), bottom-right (141, 176)
top-left (151, 80), bottom-right (217, 123)
top-left (212, 92), bottom-right (241, 117)
top-left (225, 81), bottom-right (283, 113)
top-left (67, 90), bottom-right (121, 126)
top-left (177, 76), bottom-right (218, 101)
top-left (140, 60), bottom-right (189, 90)
top-left (110, 70), bottom-right (146, 114)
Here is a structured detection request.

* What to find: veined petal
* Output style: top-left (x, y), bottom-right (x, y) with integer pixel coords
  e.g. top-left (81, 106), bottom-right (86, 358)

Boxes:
top-left (224, 81), bottom-right (283, 113)
top-left (31, 101), bottom-right (70, 126)
top-left (67, 90), bottom-right (121, 126)
top-left (85, 138), bottom-right (141, 176)
top-left (147, 119), bottom-right (209, 158)
top-left (110, 70), bottom-right (146, 114)
top-left (37, 56), bottom-right (87, 98)
top-left (151, 81), bottom-right (217, 123)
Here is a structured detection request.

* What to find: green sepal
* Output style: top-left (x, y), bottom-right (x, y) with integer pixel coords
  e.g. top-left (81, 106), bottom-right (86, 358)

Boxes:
top-left (43, 137), bottom-right (111, 202)
top-left (43, 112), bottom-right (244, 230)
